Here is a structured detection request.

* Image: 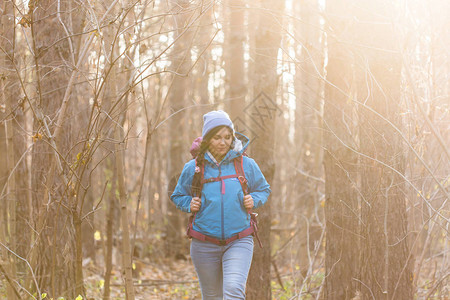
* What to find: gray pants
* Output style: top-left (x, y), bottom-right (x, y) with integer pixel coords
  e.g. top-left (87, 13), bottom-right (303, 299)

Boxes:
top-left (190, 236), bottom-right (254, 300)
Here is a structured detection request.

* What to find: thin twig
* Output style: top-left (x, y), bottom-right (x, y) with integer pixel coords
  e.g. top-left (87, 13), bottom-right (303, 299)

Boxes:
top-left (0, 242), bottom-right (41, 300)
top-left (0, 263), bottom-right (22, 299)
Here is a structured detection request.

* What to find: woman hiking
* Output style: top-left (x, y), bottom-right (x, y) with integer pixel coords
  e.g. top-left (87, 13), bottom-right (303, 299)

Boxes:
top-left (171, 110), bottom-right (271, 299)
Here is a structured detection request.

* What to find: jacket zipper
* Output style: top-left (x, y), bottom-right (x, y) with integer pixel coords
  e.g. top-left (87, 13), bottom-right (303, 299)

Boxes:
top-left (217, 163), bottom-right (225, 241)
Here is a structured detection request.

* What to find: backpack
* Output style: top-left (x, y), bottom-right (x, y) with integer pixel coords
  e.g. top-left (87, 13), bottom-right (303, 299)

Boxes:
top-left (186, 141), bottom-right (262, 248)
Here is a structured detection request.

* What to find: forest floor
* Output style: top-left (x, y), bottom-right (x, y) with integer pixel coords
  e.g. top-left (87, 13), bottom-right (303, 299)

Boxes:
top-left (0, 256), bottom-right (445, 299)
top-left (83, 255), bottom-right (297, 300)
top-left (1, 247), bottom-right (444, 299)
top-left (83, 255), bottom-right (446, 300)
top-left (84, 256), bottom-right (201, 300)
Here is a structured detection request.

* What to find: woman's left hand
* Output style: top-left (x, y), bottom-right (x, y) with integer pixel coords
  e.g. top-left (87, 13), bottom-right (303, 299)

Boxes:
top-left (243, 194), bottom-right (254, 210)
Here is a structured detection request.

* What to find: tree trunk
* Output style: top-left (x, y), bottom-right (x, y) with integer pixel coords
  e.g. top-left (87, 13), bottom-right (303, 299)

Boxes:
top-left (0, 47), bottom-right (7, 290)
top-left (98, 1), bottom-right (128, 294)
top-left (246, 1), bottom-right (284, 299)
top-left (0, 122), bottom-right (6, 234)
top-left (29, 0), bottom-right (78, 296)
top-left (355, 1), bottom-right (413, 299)
top-left (4, 50), bottom-right (18, 300)
top-left (324, 1), bottom-right (414, 299)
top-left (103, 164), bottom-right (117, 300)
top-left (323, 1), bottom-right (360, 298)
top-left (1, 2), bottom-right (21, 297)
top-left (166, 0), bottom-right (193, 258)
top-left (0, 106), bottom-right (8, 293)
top-left (293, 0), bottom-right (324, 278)
top-left (225, 0), bottom-right (246, 116)
top-left (193, 1), bottom-right (212, 106)
top-left (115, 126), bottom-right (136, 300)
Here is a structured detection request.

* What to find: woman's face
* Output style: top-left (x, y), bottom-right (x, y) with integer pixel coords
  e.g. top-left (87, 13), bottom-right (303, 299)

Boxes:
top-left (208, 127), bottom-right (233, 161)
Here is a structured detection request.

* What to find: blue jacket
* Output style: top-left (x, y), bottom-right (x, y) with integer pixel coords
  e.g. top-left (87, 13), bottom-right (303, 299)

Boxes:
top-left (171, 133), bottom-right (271, 240)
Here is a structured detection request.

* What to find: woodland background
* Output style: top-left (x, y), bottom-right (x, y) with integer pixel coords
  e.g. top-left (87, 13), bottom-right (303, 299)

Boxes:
top-left (0, 0), bottom-right (449, 299)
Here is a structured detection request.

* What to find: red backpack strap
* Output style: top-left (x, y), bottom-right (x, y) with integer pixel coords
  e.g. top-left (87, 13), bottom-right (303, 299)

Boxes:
top-left (234, 155), bottom-right (263, 248)
top-left (191, 158), bottom-right (204, 198)
top-left (234, 155), bottom-right (248, 195)
top-left (188, 159), bottom-right (204, 229)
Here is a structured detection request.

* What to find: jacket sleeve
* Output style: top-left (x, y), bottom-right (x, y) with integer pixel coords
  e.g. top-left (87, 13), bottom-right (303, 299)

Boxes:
top-left (245, 157), bottom-right (271, 208)
top-left (170, 160), bottom-right (195, 213)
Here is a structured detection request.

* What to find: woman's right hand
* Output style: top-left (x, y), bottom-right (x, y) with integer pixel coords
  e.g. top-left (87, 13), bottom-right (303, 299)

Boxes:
top-left (190, 197), bottom-right (202, 213)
